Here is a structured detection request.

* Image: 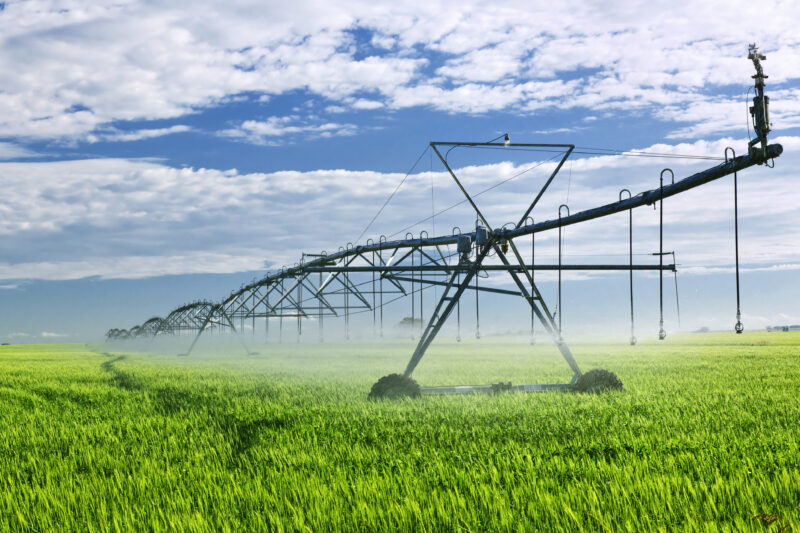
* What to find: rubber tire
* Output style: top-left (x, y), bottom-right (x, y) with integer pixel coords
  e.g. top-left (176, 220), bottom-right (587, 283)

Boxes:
top-left (368, 373), bottom-right (421, 400)
top-left (573, 369), bottom-right (624, 393)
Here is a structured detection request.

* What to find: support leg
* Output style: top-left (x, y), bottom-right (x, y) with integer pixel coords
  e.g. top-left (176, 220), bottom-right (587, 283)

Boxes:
top-left (184, 314), bottom-right (213, 356)
top-left (403, 246), bottom-right (492, 377)
top-left (222, 312), bottom-right (253, 356)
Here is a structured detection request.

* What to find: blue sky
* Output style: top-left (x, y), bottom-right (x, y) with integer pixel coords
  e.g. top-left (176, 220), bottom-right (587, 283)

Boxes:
top-left (1, 0), bottom-right (799, 342)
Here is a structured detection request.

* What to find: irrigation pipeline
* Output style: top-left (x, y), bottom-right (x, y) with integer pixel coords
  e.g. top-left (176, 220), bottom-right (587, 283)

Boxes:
top-left (110, 144), bottom-right (783, 334)
top-left (530, 221), bottom-right (535, 345)
top-left (104, 47), bottom-right (784, 399)
top-left (468, 144), bottom-right (727, 161)
top-left (254, 143), bottom-right (778, 285)
top-left (658, 169), bottom-right (674, 341)
top-left (502, 144), bottom-right (782, 241)
top-left (727, 147), bottom-right (744, 334)
top-left (619, 188), bottom-right (635, 345)
top-left (109, 142), bottom-right (780, 345)
top-left (558, 204), bottom-right (569, 338)
top-left (283, 143), bottom-right (782, 268)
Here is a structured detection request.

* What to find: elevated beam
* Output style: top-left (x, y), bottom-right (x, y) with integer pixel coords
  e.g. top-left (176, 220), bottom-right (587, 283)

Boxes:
top-left (234, 142), bottom-right (780, 289)
top-left (303, 263), bottom-right (677, 273)
top-left (503, 144), bottom-right (783, 240)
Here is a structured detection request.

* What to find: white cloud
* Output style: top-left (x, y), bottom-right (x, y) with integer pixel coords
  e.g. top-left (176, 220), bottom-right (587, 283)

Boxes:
top-left (657, 89), bottom-right (800, 139)
top-left (681, 263), bottom-right (800, 275)
top-left (5, 330), bottom-right (71, 340)
top-left (219, 116), bottom-right (358, 145)
top-left (0, 142), bottom-right (38, 159)
top-left (41, 332), bottom-right (68, 338)
top-left (0, 136), bottom-right (796, 282)
top-left (0, 1), bottom-right (798, 141)
top-left (370, 32), bottom-right (396, 50)
top-left (532, 127), bottom-right (586, 135)
top-left (87, 125), bottom-right (191, 143)
top-left (0, 253), bottom-right (268, 281)
top-left (350, 98), bottom-right (383, 110)
top-left (436, 46), bottom-right (523, 82)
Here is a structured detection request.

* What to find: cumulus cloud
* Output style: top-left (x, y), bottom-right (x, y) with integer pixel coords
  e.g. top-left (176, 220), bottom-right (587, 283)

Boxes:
top-left (0, 142), bottom-right (38, 159)
top-left (651, 88), bottom-right (800, 140)
top-left (0, 1), bottom-right (798, 142)
top-left (350, 98), bottom-right (383, 110)
top-left (532, 126), bottom-right (586, 135)
top-left (0, 136), bottom-right (796, 282)
top-left (219, 116), bottom-right (358, 145)
top-left (681, 263), bottom-right (800, 275)
top-left (0, 253), bottom-right (271, 281)
top-left (87, 125), bottom-right (191, 143)
top-left (40, 331), bottom-right (69, 338)
top-left (5, 330), bottom-right (70, 340)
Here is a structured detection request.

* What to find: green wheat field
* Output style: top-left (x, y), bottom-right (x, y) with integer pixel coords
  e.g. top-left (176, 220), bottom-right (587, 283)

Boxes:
top-left (1, 332), bottom-right (798, 532)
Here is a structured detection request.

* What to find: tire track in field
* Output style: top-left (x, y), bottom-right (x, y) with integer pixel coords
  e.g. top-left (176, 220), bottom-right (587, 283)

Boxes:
top-left (99, 352), bottom-right (295, 463)
top-left (100, 354), bottom-right (142, 391)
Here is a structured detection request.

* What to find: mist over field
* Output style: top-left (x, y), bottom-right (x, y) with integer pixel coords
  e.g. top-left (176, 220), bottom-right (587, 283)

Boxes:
top-left (0, 1), bottom-right (799, 342)
top-left (3, 333), bottom-right (800, 530)
top-left (2, 1), bottom-right (800, 530)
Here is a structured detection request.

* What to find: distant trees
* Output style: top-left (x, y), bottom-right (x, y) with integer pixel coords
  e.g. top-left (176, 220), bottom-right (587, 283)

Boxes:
top-left (397, 317), bottom-right (423, 329)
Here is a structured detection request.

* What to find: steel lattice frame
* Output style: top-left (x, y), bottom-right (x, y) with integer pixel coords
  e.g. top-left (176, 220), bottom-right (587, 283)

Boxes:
top-left (108, 48), bottom-right (783, 394)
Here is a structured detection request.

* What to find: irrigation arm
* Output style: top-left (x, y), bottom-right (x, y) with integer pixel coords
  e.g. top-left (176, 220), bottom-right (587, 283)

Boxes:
top-left (128, 141), bottom-right (780, 334)
top-left (502, 144), bottom-right (782, 241)
top-left (288, 143), bottom-right (782, 266)
top-left (303, 264), bottom-right (676, 272)
top-left (208, 143), bottom-right (780, 304)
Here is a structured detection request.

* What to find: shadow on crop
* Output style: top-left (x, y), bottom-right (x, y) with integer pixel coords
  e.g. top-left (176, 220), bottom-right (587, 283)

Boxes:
top-left (100, 354), bottom-right (144, 391)
top-left (13, 385), bottom-right (100, 410)
top-left (99, 352), bottom-right (296, 463)
top-left (217, 414), bottom-right (296, 459)
top-left (28, 386), bottom-right (100, 409)
top-left (752, 513), bottom-right (791, 532)
top-left (101, 353), bottom-right (209, 413)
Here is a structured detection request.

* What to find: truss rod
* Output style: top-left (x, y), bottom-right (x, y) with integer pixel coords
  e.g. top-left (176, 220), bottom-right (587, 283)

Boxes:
top-left (303, 264), bottom-right (676, 272)
top-left (502, 144), bottom-right (782, 241)
top-left (238, 142), bottom-right (781, 282)
top-left (385, 275), bottom-right (523, 297)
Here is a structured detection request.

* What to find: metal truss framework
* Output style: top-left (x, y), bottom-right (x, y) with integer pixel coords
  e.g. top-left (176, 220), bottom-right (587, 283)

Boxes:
top-left (107, 141), bottom-right (782, 379)
top-left (107, 46), bottom-right (782, 393)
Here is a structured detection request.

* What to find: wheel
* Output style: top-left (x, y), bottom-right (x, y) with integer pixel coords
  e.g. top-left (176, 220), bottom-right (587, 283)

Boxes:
top-left (368, 373), bottom-right (421, 400)
top-left (573, 369), bottom-right (624, 393)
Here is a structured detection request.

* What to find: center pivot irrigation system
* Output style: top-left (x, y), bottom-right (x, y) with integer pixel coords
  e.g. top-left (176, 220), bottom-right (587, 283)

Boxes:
top-left (108, 45), bottom-right (782, 398)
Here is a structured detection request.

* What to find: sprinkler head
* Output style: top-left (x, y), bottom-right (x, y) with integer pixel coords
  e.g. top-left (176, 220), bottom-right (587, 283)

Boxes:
top-left (735, 321), bottom-right (744, 334)
top-left (630, 336), bottom-right (637, 346)
top-left (658, 329), bottom-right (666, 340)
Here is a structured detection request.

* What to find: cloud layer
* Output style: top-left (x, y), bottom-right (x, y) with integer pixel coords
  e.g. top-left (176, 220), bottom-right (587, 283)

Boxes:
top-left (1, 136), bottom-right (797, 282)
top-left (1, 1), bottom-right (800, 144)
